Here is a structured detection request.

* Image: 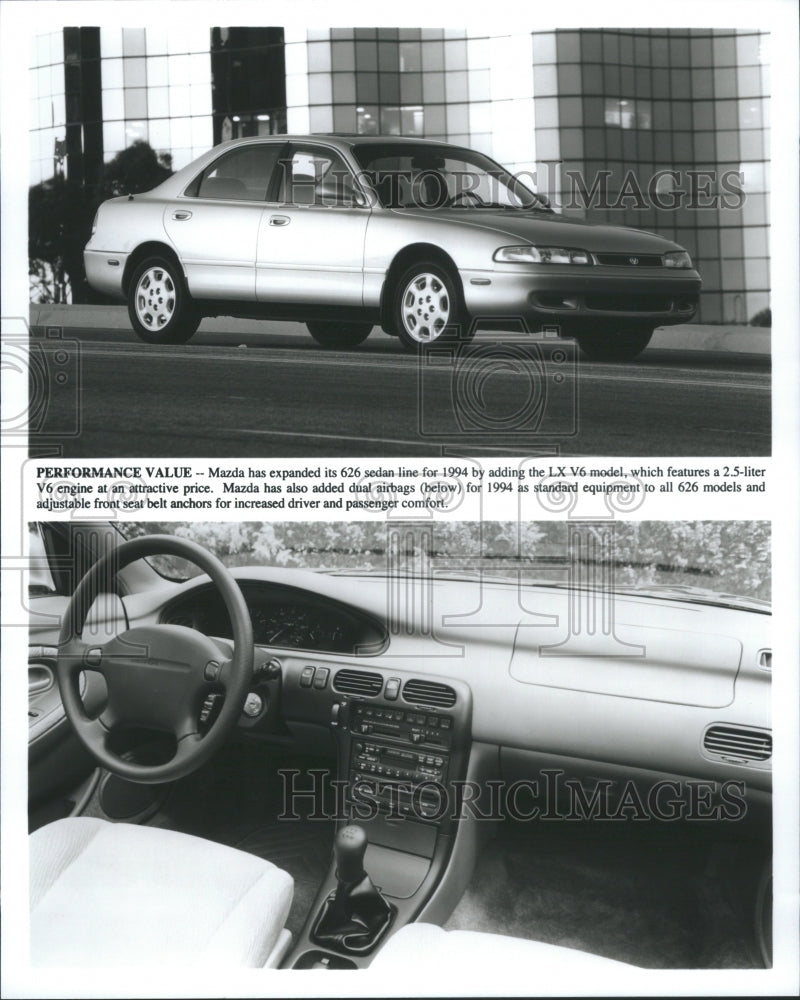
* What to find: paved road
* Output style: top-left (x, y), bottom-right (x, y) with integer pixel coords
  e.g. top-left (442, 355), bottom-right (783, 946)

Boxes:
top-left (29, 323), bottom-right (770, 458)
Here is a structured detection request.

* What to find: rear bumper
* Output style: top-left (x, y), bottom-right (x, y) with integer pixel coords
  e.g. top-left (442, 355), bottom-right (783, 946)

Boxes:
top-left (461, 265), bottom-right (701, 329)
top-left (84, 249), bottom-right (129, 301)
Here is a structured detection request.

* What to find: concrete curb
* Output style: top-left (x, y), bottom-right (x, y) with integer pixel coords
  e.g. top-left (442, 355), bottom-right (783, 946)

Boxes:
top-left (27, 304), bottom-right (771, 356)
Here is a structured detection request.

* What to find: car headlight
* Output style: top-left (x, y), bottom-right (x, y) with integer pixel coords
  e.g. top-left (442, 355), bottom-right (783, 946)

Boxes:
top-left (90, 211), bottom-right (99, 236)
top-left (663, 250), bottom-right (692, 269)
top-left (493, 245), bottom-right (592, 265)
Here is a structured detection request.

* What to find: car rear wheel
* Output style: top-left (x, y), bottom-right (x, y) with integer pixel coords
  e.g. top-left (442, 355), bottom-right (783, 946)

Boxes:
top-left (574, 327), bottom-right (654, 362)
top-left (306, 321), bottom-right (373, 349)
top-left (393, 262), bottom-right (467, 351)
top-left (128, 255), bottom-right (200, 345)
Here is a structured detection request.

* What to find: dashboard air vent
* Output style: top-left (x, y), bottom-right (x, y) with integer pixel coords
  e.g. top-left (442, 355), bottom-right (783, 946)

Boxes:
top-left (703, 725), bottom-right (772, 763)
top-left (333, 669), bottom-right (383, 697)
top-left (403, 679), bottom-right (456, 709)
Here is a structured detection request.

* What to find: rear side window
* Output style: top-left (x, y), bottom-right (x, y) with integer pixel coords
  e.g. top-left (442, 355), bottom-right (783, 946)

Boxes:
top-left (185, 144), bottom-right (282, 201)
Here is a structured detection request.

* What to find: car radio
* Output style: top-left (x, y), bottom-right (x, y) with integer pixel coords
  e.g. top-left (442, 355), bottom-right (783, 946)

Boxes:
top-left (347, 702), bottom-right (454, 820)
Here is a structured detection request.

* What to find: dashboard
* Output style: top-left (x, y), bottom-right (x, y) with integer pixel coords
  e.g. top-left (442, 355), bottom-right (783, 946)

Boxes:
top-left (30, 563), bottom-right (772, 805)
top-left (159, 579), bottom-right (388, 655)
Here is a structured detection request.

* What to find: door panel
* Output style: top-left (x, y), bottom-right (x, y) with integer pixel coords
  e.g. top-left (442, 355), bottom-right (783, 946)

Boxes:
top-left (164, 142), bottom-right (285, 300)
top-left (255, 144), bottom-right (370, 305)
top-left (163, 201), bottom-right (262, 300)
top-left (256, 205), bottom-right (369, 304)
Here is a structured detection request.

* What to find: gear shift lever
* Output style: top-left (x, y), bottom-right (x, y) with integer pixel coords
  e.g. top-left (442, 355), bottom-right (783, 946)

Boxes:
top-left (311, 824), bottom-right (395, 954)
top-left (335, 824), bottom-right (368, 884)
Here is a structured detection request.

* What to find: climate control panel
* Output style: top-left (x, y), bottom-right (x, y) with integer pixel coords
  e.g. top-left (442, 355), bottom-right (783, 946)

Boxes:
top-left (350, 702), bottom-right (453, 749)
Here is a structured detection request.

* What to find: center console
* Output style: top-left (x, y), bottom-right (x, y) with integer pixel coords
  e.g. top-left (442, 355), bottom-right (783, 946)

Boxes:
top-left (281, 666), bottom-right (473, 968)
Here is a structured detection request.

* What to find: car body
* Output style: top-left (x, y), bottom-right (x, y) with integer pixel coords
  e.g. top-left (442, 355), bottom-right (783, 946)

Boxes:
top-left (85, 136), bottom-right (701, 361)
top-left (27, 522), bottom-right (771, 976)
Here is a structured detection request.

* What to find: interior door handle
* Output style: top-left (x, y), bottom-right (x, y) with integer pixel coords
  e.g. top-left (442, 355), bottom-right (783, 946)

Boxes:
top-left (172, 210), bottom-right (192, 221)
top-left (269, 215), bottom-right (291, 227)
top-left (28, 663), bottom-right (54, 695)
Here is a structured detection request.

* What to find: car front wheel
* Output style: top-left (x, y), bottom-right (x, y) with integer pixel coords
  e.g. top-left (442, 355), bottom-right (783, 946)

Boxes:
top-left (393, 262), bottom-right (467, 351)
top-left (574, 327), bottom-right (654, 362)
top-left (307, 321), bottom-right (373, 349)
top-left (128, 256), bottom-right (200, 345)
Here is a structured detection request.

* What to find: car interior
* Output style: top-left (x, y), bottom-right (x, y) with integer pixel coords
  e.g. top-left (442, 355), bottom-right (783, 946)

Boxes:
top-left (27, 521), bottom-right (772, 974)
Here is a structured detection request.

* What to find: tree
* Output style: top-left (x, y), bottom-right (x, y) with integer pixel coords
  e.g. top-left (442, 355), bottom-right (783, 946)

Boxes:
top-left (28, 141), bottom-right (174, 303)
top-left (99, 141), bottom-right (173, 198)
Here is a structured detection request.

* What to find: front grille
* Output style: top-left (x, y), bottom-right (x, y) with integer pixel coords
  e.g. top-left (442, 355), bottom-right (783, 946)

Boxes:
top-left (703, 725), bottom-right (772, 763)
top-left (403, 679), bottom-right (457, 708)
top-left (333, 669), bottom-right (383, 697)
top-left (595, 253), bottom-right (664, 267)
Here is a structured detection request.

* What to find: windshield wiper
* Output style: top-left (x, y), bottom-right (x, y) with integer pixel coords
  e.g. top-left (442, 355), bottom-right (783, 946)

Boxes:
top-left (446, 201), bottom-right (550, 212)
top-left (331, 571), bottom-right (579, 588)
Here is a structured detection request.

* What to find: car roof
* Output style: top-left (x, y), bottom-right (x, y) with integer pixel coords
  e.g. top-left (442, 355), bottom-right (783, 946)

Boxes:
top-left (312, 134), bottom-right (455, 146)
top-left (214, 134), bottom-right (460, 151)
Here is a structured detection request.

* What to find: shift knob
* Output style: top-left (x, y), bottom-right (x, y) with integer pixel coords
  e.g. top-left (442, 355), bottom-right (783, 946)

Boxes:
top-left (335, 824), bottom-right (368, 884)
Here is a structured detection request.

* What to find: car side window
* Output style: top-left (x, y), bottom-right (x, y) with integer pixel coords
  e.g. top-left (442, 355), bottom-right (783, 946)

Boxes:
top-left (278, 148), bottom-right (362, 207)
top-left (186, 144), bottom-right (282, 201)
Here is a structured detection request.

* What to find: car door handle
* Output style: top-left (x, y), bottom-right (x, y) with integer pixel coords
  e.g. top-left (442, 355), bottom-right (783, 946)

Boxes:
top-left (172, 210), bottom-right (192, 221)
top-left (269, 215), bottom-right (291, 227)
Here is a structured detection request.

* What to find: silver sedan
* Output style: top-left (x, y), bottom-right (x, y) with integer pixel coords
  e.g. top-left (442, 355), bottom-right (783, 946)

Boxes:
top-left (85, 135), bottom-right (701, 361)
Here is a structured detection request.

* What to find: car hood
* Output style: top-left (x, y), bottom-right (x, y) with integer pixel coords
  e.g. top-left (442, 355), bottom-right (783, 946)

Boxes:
top-left (395, 208), bottom-right (684, 254)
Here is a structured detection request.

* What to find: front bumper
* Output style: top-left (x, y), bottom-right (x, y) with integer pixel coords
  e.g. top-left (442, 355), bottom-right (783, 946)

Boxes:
top-left (84, 249), bottom-right (129, 301)
top-left (461, 264), bottom-right (701, 329)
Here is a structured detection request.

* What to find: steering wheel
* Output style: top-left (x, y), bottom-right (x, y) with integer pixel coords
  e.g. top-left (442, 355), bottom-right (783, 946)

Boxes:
top-left (447, 191), bottom-right (485, 207)
top-left (56, 535), bottom-right (254, 785)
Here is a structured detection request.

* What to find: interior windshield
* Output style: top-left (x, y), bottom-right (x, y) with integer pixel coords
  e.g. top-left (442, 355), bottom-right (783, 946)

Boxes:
top-left (119, 521), bottom-right (770, 606)
top-left (351, 143), bottom-right (550, 212)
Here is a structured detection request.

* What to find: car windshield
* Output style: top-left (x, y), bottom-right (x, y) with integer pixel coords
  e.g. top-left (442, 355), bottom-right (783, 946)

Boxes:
top-left (120, 520), bottom-right (770, 607)
top-left (351, 142), bottom-right (551, 212)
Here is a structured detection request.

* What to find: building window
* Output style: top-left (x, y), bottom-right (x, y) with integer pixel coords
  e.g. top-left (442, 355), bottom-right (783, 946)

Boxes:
top-left (604, 97), bottom-right (652, 130)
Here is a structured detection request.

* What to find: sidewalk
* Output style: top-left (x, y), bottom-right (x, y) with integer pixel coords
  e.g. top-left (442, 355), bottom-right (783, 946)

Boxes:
top-left (28, 303), bottom-right (771, 356)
